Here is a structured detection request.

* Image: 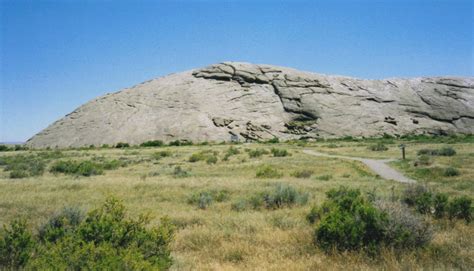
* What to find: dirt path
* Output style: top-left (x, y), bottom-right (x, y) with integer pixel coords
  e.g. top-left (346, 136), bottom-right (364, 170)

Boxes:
top-left (303, 149), bottom-right (416, 184)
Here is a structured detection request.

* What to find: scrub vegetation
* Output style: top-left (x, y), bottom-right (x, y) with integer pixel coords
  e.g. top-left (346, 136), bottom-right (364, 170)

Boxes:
top-left (0, 136), bottom-right (473, 269)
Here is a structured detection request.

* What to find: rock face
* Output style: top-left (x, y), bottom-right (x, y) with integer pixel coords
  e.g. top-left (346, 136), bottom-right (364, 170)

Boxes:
top-left (27, 62), bottom-right (474, 148)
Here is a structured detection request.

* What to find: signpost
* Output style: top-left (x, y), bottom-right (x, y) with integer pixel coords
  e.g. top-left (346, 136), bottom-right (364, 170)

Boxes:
top-left (399, 144), bottom-right (406, 160)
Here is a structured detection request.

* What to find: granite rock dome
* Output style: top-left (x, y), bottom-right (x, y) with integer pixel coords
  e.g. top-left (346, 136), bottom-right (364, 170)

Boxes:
top-left (27, 62), bottom-right (474, 148)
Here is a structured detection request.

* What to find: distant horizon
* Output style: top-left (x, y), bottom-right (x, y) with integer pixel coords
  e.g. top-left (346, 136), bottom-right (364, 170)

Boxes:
top-left (1, 0), bottom-right (473, 142)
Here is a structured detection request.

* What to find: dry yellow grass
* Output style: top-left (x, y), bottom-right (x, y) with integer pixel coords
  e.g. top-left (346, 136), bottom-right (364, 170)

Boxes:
top-left (0, 140), bottom-right (473, 270)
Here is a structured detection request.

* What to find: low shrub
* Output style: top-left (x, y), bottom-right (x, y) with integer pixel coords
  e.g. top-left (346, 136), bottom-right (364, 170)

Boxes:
top-left (433, 193), bottom-right (449, 218)
top-left (152, 151), bottom-right (172, 160)
top-left (187, 190), bottom-right (229, 209)
top-left (402, 185), bottom-right (430, 207)
top-left (231, 199), bottom-right (248, 212)
top-left (315, 187), bottom-right (387, 252)
top-left (413, 155), bottom-right (432, 166)
top-left (0, 198), bottom-right (175, 270)
top-left (38, 207), bottom-right (84, 243)
top-left (9, 170), bottom-right (29, 179)
top-left (266, 137), bottom-right (279, 144)
top-left (188, 151), bottom-right (218, 164)
top-left (262, 184), bottom-right (308, 209)
top-left (312, 186), bottom-right (432, 253)
top-left (0, 145), bottom-right (12, 152)
top-left (443, 167), bottom-right (460, 177)
top-left (369, 143), bottom-right (388, 151)
top-left (101, 159), bottom-right (125, 170)
top-left (50, 160), bottom-right (103, 176)
top-left (115, 142), bottom-right (130, 148)
top-left (223, 147), bottom-right (240, 161)
top-left (291, 169), bottom-right (313, 178)
top-left (247, 148), bottom-right (269, 158)
top-left (375, 201), bottom-right (433, 249)
top-left (206, 155), bottom-right (218, 164)
top-left (168, 140), bottom-right (193, 146)
top-left (172, 166), bottom-right (189, 178)
top-left (0, 155), bottom-right (46, 179)
top-left (402, 185), bottom-right (472, 222)
top-left (270, 148), bottom-right (289, 157)
top-left (140, 140), bottom-right (164, 147)
top-left (188, 192), bottom-right (213, 209)
top-left (256, 165), bottom-right (282, 178)
top-left (50, 159), bottom-right (125, 177)
top-left (306, 206), bottom-right (322, 224)
top-left (417, 146), bottom-right (456, 156)
top-left (316, 174), bottom-right (332, 181)
top-left (14, 145), bottom-right (28, 151)
top-left (0, 219), bottom-right (34, 269)
top-left (448, 196), bottom-right (472, 223)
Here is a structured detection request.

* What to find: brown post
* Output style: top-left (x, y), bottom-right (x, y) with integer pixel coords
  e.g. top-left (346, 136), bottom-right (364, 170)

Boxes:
top-left (399, 144), bottom-right (406, 160)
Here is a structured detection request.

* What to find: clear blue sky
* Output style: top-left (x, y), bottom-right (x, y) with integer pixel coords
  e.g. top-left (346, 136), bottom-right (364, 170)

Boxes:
top-left (1, 0), bottom-right (472, 142)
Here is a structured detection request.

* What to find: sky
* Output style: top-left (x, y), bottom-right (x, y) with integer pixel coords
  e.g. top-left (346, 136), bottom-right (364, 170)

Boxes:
top-left (0, 0), bottom-right (473, 142)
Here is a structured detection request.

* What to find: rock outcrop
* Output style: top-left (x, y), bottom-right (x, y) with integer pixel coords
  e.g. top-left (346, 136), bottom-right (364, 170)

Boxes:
top-left (27, 62), bottom-right (474, 148)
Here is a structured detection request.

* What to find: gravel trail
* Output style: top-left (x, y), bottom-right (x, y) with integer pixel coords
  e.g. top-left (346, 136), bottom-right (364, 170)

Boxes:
top-left (303, 149), bottom-right (416, 184)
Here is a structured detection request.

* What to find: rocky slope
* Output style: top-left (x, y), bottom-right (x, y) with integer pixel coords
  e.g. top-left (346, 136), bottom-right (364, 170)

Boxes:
top-left (27, 62), bottom-right (474, 148)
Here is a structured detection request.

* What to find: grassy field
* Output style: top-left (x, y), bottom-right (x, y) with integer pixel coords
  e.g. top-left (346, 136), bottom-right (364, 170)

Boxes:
top-left (0, 138), bottom-right (473, 270)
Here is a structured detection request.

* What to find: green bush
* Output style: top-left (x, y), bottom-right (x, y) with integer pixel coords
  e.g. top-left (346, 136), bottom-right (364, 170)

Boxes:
top-left (414, 155), bottom-right (432, 166)
top-left (415, 192), bottom-right (433, 214)
top-left (375, 201), bottom-right (432, 249)
top-left (0, 219), bottom-right (35, 269)
top-left (417, 147), bottom-right (456, 156)
top-left (369, 143), bottom-right (388, 151)
top-left (188, 150), bottom-right (218, 164)
top-left (266, 137), bottom-right (279, 144)
top-left (38, 207), bottom-right (83, 243)
top-left (50, 159), bottom-right (125, 177)
top-left (231, 199), bottom-right (248, 212)
top-left (0, 145), bottom-right (12, 152)
top-left (188, 153), bottom-right (204, 162)
top-left (168, 140), bottom-right (193, 146)
top-left (152, 151), bottom-right (172, 160)
top-left (140, 140), bottom-right (164, 147)
top-left (306, 206), bottom-right (322, 224)
top-left (223, 146), bottom-right (240, 161)
top-left (14, 145), bottom-right (28, 151)
top-left (0, 198), bottom-right (175, 269)
top-left (9, 170), bottom-right (29, 179)
top-left (448, 196), bottom-right (472, 223)
top-left (402, 185), bottom-right (430, 207)
top-left (247, 148), bottom-right (269, 158)
top-left (316, 174), bottom-right (332, 181)
top-left (187, 190), bottom-right (230, 209)
top-left (291, 169), bottom-right (313, 178)
top-left (433, 193), bottom-right (449, 218)
top-left (115, 142), bottom-right (130, 148)
top-left (187, 192), bottom-right (213, 209)
top-left (101, 159), bottom-right (125, 170)
top-left (0, 155), bottom-right (46, 179)
top-left (172, 166), bottom-right (189, 178)
top-left (50, 160), bottom-right (103, 176)
top-left (313, 186), bottom-right (432, 253)
top-left (270, 148), bottom-right (289, 157)
top-left (443, 167), bottom-right (460, 177)
top-left (206, 155), bottom-right (218, 164)
top-left (256, 165), bottom-right (282, 178)
top-left (262, 184), bottom-right (308, 209)
top-left (315, 187), bottom-right (387, 252)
